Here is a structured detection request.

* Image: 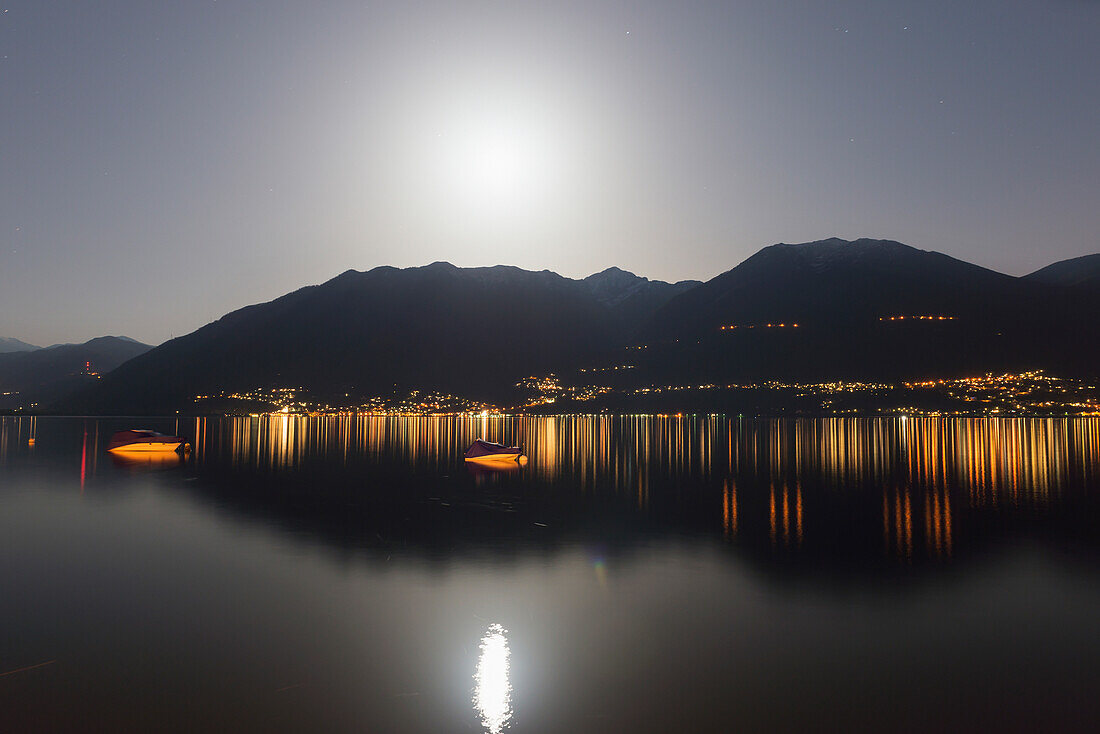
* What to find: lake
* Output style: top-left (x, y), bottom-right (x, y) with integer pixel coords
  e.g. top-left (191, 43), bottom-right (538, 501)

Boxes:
top-left (1, 415), bottom-right (1098, 732)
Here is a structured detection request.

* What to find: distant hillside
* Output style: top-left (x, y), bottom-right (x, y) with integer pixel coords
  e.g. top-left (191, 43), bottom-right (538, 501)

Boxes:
top-left (68, 263), bottom-right (696, 414)
top-left (1024, 253), bottom-right (1100, 288)
top-left (0, 336), bottom-right (152, 410)
top-left (583, 267), bottom-right (700, 325)
top-left (58, 243), bottom-right (1100, 414)
top-left (634, 238), bottom-right (1099, 383)
top-left (0, 337), bottom-right (40, 353)
top-left (645, 238), bottom-right (1030, 336)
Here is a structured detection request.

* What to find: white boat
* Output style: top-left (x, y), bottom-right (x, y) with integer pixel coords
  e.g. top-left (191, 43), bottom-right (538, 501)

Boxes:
top-left (107, 429), bottom-right (188, 453)
top-left (464, 439), bottom-right (524, 462)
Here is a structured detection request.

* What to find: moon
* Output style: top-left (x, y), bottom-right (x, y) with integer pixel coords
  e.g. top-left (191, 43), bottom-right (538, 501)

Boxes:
top-left (433, 100), bottom-right (566, 220)
top-left (457, 125), bottom-right (540, 205)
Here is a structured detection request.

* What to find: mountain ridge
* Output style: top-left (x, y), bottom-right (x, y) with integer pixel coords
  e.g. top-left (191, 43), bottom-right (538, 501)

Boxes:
top-left (645, 237), bottom-right (1027, 338)
top-left (0, 337), bottom-right (41, 353)
top-left (59, 240), bottom-right (1100, 413)
top-left (67, 262), bottom-right (694, 413)
top-left (1025, 253), bottom-right (1100, 288)
top-left (0, 336), bottom-right (153, 410)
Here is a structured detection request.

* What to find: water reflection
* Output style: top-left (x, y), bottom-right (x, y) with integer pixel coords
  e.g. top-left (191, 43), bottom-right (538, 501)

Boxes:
top-left (177, 415), bottom-right (1100, 500)
top-left (883, 485), bottom-right (914, 560)
top-left (1, 415), bottom-right (1098, 566)
top-left (2, 416), bottom-right (1099, 733)
top-left (466, 455), bottom-right (527, 477)
top-left (473, 623), bottom-right (512, 734)
top-left (109, 450), bottom-right (185, 468)
top-left (722, 478), bottom-right (737, 539)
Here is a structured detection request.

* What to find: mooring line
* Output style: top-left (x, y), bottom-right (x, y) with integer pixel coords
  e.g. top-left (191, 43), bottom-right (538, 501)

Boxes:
top-left (0, 660), bottom-right (57, 678)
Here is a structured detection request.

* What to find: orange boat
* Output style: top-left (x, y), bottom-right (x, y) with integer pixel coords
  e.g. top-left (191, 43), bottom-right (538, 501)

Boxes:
top-left (107, 429), bottom-right (189, 454)
top-left (464, 439), bottom-right (524, 462)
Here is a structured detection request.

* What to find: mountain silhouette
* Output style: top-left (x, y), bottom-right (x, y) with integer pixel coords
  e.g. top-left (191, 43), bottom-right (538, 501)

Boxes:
top-left (62, 240), bottom-right (1100, 414)
top-left (0, 336), bottom-right (152, 410)
top-left (636, 238), bottom-right (1097, 383)
top-left (0, 337), bottom-right (41, 354)
top-left (68, 263), bottom-right (694, 414)
top-left (1024, 253), bottom-right (1100, 289)
top-left (582, 266), bottom-right (700, 324)
top-left (645, 238), bottom-right (1030, 336)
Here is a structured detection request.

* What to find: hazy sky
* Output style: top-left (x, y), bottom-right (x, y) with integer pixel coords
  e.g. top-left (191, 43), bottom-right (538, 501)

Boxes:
top-left (2, 0), bottom-right (1098, 346)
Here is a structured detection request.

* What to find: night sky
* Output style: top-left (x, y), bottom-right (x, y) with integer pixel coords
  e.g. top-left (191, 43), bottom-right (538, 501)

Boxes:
top-left (2, 0), bottom-right (1098, 346)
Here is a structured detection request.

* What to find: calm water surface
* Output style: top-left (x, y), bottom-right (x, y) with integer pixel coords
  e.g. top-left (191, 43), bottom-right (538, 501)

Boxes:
top-left (1, 415), bottom-right (1099, 732)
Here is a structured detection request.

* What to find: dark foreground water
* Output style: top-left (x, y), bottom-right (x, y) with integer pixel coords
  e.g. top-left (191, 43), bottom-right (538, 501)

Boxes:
top-left (1, 415), bottom-right (1099, 733)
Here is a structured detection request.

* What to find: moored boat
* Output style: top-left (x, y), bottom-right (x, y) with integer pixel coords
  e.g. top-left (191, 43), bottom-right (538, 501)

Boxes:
top-left (464, 439), bottom-right (524, 462)
top-left (107, 429), bottom-right (189, 453)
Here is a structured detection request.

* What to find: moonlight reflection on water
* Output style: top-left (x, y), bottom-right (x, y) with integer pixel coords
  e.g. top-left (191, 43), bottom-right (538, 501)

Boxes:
top-left (474, 624), bottom-right (512, 734)
top-left (1, 416), bottom-right (1098, 732)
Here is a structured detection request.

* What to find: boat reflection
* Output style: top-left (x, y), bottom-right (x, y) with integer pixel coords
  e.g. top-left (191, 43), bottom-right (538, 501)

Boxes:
top-left (466, 455), bottom-right (528, 476)
top-left (110, 449), bottom-right (187, 468)
top-left (473, 623), bottom-right (512, 734)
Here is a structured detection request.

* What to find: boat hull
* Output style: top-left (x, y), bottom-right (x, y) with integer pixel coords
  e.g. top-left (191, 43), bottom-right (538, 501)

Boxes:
top-left (107, 430), bottom-right (188, 454)
top-left (108, 440), bottom-right (184, 453)
top-left (464, 452), bottom-right (522, 462)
